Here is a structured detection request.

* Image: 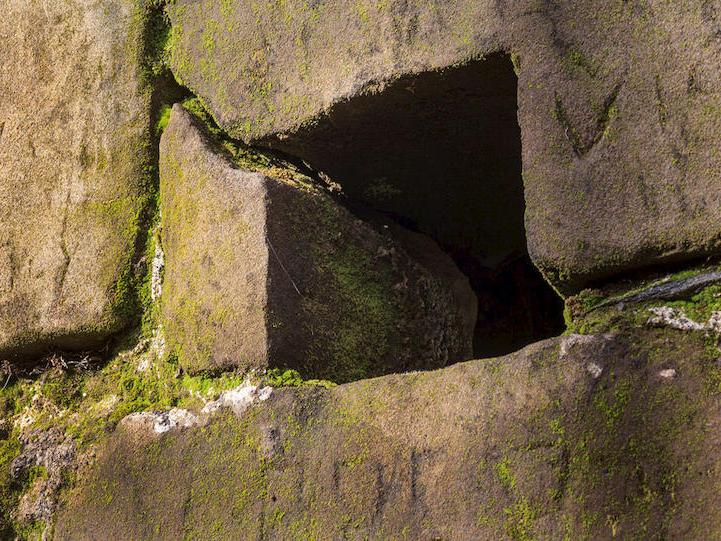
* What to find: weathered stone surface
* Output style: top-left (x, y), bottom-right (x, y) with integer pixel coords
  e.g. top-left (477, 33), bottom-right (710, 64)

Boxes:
top-left (159, 105), bottom-right (475, 380)
top-left (54, 321), bottom-right (721, 539)
top-left (11, 428), bottom-right (76, 527)
top-left (167, 0), bottom-right (721, 294)
top-left (0, 0), bottom-right (153, 360)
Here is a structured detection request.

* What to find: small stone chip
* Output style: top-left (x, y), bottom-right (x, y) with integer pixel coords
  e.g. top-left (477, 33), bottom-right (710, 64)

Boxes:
top-left (586, 362), bottom-right (603, 379)
top-left (658, 369), bottom-right (677, 379)
top-left (153, 408), bottom-right (200, 434)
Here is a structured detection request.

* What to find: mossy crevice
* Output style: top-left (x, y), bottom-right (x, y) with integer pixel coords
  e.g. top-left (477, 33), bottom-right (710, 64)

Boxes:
top-left (110, 0), bottom-right (186, 331)
top-left (565, 262), bottom-right (721, 335)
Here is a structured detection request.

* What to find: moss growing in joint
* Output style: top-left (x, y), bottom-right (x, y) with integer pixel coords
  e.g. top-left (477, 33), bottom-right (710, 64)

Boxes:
top-left (155, 104), bottom-right (172, 134)
top-left (100, 0), bottom-right (183, 341)
top-left (262, 369), bottom-right (336, 389)
top-left (0, 435), bottom-right (23, 538)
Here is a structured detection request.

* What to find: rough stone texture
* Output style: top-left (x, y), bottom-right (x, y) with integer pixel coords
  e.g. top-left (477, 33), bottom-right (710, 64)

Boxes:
top-left (0, 0), bottom-right (153, 360)
top-left (11, 429), bottom-right (76, 526)
top-left (159, 105), bottom-right (475, 380)
top-left (167, 0), bottom-right (721, 294)
top-left (54, 323), bottom-right (721, 539)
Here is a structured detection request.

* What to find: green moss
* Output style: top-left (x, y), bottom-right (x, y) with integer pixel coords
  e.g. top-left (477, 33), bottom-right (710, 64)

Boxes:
top-left (495, 457), bottom-right (516, 491)
top-left (504, 498), bottom-right (537, 541)
top-left (553, 94), bottom-right (584, 155)
top-left (90, 195), bottom-right (153, 327)
top-left (159, 145), bottom-right (246, 372)
top-left (178, 97), bottom-right (313, 184)
top-left (155, 104), bottom-right (172, 134)
top-left (0, 336), bottom-right (276, 453)
top-left (356, 4), bottom-right (371, 23)
top-left (201, 19), bottom-right (218, 56)
top-left (263, 369), bottom-right (336, 389)
top-left (564, 262), bottom-right (721, 335)
top-left (511, 53), bottom-right (521, 76)
top-left (326, 247), bottom-right (396, 380)
top-left (134, 0), bottom-right (175, 82)
top-left (178, 371), bottom-right (247, 403)
top-left (139, 226), bottom-right (161, 339)
top-left (14, 520), bottom-right (45, 541)
top-left (565, 289), bottom-right (606, 319)
top-left (564, 47), bottom-right (598, 77)
top-left (0, 433), bottom-right (52, 539)
top-left (298, 224), bottom-right (400, 383)
top-left (0, 435), bottom-right (22, 538)
top-left (593, 378), bottom-right (631, 430)
top-left (666, 284), bottom-right (721, 323)
top-left (87, 0), bottom-right (174, 339)
top-left (602, 103), bottom-right (619, 140)
top-left (565, 304), bottom-right (626, 335)
top-left (492, 456), bottom-right (538, 539)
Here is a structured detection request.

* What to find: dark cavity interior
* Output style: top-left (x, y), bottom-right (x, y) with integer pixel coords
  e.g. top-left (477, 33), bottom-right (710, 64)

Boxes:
top-left (263, 53), bottom-right (565, 359)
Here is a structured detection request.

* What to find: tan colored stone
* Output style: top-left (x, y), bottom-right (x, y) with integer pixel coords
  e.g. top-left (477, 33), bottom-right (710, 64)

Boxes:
top-left (0, 0), bottom-right (153, 359)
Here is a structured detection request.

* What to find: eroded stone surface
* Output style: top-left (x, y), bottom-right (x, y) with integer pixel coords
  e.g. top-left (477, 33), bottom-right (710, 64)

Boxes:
top-left (167, 0), bottom-right (721, 294)
top-left (159, 105), bottom-right (476, 380)
top-left (0, 0), bottom-right (153, 360)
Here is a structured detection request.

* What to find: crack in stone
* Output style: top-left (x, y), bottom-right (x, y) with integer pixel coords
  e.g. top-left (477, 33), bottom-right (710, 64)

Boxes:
top-left (54, 190), bottom-right (72, 303)
top-left (588, 270), bottom-right (721, 314)
top-left (0, 241), bottom-right (16, 294)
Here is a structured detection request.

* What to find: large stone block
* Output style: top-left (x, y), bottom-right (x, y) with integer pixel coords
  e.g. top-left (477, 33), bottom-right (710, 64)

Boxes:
top-left (0, 0), bottom-right (153, 359)
top-left (55, 326), bottom-right (721, 539)
top-left (166, 0), bottom-right (721, 294)
top-left (159, 105), bottom-right (475, 380)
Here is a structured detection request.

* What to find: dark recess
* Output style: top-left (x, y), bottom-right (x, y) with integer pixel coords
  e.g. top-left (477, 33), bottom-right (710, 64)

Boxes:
top-left (262, 53), bottom-right (565, 359)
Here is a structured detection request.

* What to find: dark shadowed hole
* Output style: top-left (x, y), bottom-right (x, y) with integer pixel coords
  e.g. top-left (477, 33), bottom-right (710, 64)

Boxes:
top-left (262, 53), bottom-right (565, 360)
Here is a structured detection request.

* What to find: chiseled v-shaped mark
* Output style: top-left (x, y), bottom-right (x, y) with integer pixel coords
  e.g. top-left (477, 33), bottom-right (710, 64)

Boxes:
top-left (554, 80), bottom-right (624, 157)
